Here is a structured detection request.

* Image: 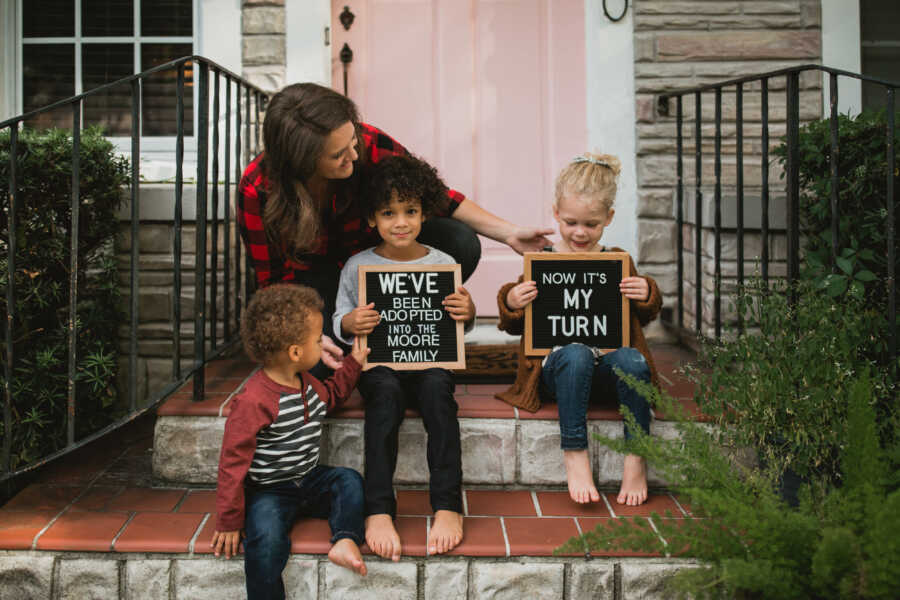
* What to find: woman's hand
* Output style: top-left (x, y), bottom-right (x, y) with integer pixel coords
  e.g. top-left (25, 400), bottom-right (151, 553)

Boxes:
top-left (620, 276), bottom-right (649, 302)
top-left (506, 280), bottom-right (537, 310)
top-left (321, 335), bottom-right (345, 370)
top-left (350, 335), bottom-right (370, 366)
top-left (341, 303), bottom-right (381, 336)
top-left (443, 286), bottom-right (476, 322)
top-left (505, 226), bottom-right (555, 255)
top-left (211, 530), bottom-right (243, 559)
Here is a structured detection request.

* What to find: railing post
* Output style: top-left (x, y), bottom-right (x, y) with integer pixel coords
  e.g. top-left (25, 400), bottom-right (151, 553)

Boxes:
top-left (761, 78), bottom-right (770, 284)
top-left (887, 88), bottom-right (896, 366)
top-left (694, 91), bottom-right (703, 334)
top-left (224, 76), bottom-right (232, 342)
top-left (714, 87), bottom-right (722, 339)
top-left (234, 83), bottom-right (243, 331)
top-left (829, 73), bottom-right (840, 271)
top-left (245, 87), bottom-right (254, 304)
top-left (211, 69), bottom-right (220, 351)
top-left (129, 78), bottom-right (141, 412)
top-left (193, 61), bottom-right (209, 403)
top-left (174, 64), bottom-right (185, 380)
top-left (3, 125), bottom-right (18, 476)
top-left (676, 95), bottom-right (684, 330)
top-left (736, 82), bottom-right (744, 333)
top-left (785, 72), bottom-right (801, 301)
top-left (67, 101), bottom-right (82, 446)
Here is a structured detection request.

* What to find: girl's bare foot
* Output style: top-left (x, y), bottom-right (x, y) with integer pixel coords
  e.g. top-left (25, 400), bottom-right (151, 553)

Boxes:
top-left (365, 514), bottom-right (402, 561)
top-left (617, 454), bottom-right (648, 506)
top-left (428, 510), bottom-right (463, 555)
top-left (327, 538), bottom-right (367, 576)
top-left (563, 449), bottom-right (601, 504)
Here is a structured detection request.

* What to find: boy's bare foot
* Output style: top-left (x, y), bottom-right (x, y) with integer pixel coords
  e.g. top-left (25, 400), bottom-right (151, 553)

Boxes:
top-left (617, 454), bottom-right (648, 506)
top-left (365, 513), bottom-right (402, 561)
top-left (328, 538), bottom-right (367, 576)
top-left (564, 449), bottom-right (601, 504)
top-left (428, 510), bottom-right (464, 555)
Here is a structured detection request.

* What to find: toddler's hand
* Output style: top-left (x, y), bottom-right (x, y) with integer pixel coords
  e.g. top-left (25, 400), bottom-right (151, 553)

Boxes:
top-left (350, 335), bottom-right (370, 365)
top-left (506, 280), bottom-right (537, 310)
top-left (620, 276), bottom-right (649, 301)
top-left (443, 286), bottom-right (476, 322)
top-left (211, 530), bottom-right (242, 559)
top-left (342, 303), bottom-right (381, 336)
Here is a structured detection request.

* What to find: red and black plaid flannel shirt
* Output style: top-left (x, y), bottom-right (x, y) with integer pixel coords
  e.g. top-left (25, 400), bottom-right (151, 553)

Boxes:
top-left (237, 123), bottom-right (465, 288)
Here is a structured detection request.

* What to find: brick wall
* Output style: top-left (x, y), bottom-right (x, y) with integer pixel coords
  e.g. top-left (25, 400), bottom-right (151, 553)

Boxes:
top-left (632, 0), bottom-right (822, 336)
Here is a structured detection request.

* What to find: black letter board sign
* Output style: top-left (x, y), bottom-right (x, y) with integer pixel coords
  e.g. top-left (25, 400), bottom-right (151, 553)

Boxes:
top-left (358, 264), bottom-right (465, 370)
top-left (524, 252), bottom-right (630, 356)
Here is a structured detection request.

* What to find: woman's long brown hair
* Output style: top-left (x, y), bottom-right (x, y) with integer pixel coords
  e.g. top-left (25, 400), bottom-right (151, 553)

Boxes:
top-left (261, 83), bottom-right (362, 256)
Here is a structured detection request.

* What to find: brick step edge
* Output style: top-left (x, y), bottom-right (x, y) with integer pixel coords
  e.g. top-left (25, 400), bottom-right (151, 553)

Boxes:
top-left (0, 552), bottom-right (698, 600)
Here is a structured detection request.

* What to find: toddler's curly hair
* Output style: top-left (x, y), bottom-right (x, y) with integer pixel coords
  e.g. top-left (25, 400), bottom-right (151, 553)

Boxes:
top-left (240, 284), bottom-right (324, 363)
top-left (362, 154), bottom-right (449, 218)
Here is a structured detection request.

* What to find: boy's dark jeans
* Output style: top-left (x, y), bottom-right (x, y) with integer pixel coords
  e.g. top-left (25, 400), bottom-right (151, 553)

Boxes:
top-left (541, 345), bottom-right (652, 449)
top-left (358, 367), bottom-right (463, 518)
top-left (243, 465), bottom-right (364, 600)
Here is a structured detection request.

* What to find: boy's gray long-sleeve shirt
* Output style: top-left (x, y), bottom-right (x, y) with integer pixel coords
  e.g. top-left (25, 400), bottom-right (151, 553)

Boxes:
top-left (332, 245), bottom-right (471, 345)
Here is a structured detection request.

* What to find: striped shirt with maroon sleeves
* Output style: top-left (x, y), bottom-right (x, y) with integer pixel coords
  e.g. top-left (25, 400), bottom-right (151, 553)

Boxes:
top-left (236, 122), bottom-right (466, 288)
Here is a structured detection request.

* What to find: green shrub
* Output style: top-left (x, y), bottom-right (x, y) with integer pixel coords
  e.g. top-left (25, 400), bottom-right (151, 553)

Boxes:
top-left (0, 126), bottom-right (129, 470)
top-left (557, 371), bottom-right (900, 599)
top-left (688, 279), bottom-right (894, 484)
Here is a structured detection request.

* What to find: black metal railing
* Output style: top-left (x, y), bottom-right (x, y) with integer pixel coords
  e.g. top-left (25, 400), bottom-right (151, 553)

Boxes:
top-left (658, 64), bottom-right (897, 363)
top-left (1, 56), bottom-right (268, 481)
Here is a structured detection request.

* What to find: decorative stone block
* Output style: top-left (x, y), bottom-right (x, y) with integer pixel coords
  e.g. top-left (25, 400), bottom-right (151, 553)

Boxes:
top-left (0, 555), bottom-right (55, 600)
top-left (424, 561), bottom-right (468, 600)
top-left (153, 417), bottom-right (224, 484)
top-left (125, 559), bottom-right (171, 600)
top-left (593, 420), bottom-right (626, 488)
top-left (637, 263), bottom-right (678, 297)
top-left (243, 7), bottom-right (285, 34)
top-left (518, 420), bottom-right (565, 485)
top-left (460, 419), bottom-right (516, 484)
top-left (323, 561), bottom-right (417, 599)
top-left (620, 560), bottom-right (698, 599)
top-left (637, 220), bottom-right (677, 265)
top-left (175, 559), bottom-right (246, 598)
top-left (242, 66), bottom-right (286, 93)
top-left (283, 559), bottom-right (318, 600)
top-left (637, 189), bottom-right (674, 220)
top-left (566, 562), bottom-right (615, 599)
top-left (242, 37), bottom-right (286, 66)
top-left (58, 558), bottom-right (119, 600)
top-left (656, 31), bottom-right (819, 62)
top-left (322, 420), bottom-right (365, 474)
top-left (393, 419), bottom-right (429, 484)
top-left (471, 562), bottom-right (564, 599)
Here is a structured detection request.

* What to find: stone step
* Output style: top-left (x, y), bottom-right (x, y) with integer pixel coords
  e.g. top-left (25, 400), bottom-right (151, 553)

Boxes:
top-left (152, 345), bottom-right (700, 488)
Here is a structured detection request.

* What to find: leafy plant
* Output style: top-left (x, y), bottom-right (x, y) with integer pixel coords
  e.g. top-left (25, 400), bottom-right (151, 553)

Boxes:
top-left (557, 371), bottom-right (900, 599)
top-left (0, 126), bottom-right (129, 471)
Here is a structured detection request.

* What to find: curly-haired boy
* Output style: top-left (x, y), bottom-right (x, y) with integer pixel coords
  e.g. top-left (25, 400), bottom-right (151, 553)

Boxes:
top-left (213, 284), bottom-right (370, 598)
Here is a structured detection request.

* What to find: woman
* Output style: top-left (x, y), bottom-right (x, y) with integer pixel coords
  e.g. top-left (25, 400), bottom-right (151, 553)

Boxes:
top-left (237, 83), bottom-right (552, 371)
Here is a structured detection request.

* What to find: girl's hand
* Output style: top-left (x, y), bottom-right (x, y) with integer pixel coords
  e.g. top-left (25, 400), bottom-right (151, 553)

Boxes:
top-left (444, 286), bottom-right (476, 322)
top-left (211, 530), bottom-right (242, 559)
top-left (342, 303), bottom-right (381, 336)
top-left (321, 335), bottom-right (344, 370)
top-left (350, 334), bottom-right (370, 365)
top-left (620, 276), bottom-right (649, 302)
top-left (506, 280), bottom-right (537, 310)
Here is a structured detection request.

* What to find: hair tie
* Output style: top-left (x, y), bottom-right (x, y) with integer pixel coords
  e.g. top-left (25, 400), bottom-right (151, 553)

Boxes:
top-left (571, 155), bottom-right (610, 168)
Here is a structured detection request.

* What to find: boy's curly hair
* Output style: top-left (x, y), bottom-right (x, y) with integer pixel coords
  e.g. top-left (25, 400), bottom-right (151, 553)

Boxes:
top-left (362, 154), bottom-right (449, 218)
top-left (240, 284), bottom-right (324, 363)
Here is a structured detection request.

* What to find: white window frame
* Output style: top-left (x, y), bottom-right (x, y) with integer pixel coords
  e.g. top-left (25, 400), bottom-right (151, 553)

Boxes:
top-left (15, 0), bottom-right (199, 155)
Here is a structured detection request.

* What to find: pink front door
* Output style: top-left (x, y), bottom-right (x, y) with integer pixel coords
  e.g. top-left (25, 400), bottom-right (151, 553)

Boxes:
top-left (332, 0), bottom-right (586, 315)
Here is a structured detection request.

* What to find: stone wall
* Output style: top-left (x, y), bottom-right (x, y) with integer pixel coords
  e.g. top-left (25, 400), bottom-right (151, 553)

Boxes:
top-left (115, 222), bottom-right (247, 406)
top-left (242, 0), bottom-right (287, 92)
top-left (632, 0), bottom-right (822, 336)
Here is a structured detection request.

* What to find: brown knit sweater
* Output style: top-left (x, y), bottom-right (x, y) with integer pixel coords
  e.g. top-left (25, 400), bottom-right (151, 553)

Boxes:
top-left (495, 248), bottom-right (663, 413)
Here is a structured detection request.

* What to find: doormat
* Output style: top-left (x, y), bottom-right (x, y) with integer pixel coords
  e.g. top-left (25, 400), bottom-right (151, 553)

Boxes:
top-left (455, 343), bottom-right (518, 384)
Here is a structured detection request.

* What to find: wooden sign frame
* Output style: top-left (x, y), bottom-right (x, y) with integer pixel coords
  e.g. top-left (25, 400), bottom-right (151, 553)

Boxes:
top-left (358, 263), bottom-right (466, 371)
top-left (523, 252), bottom-right (630, 356)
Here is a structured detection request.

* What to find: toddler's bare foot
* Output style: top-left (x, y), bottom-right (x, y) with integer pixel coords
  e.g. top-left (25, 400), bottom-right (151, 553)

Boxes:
top-left (328, 538), bottom-right (367, 576)
top-left (365, 513), bottom-right (402, 561)
top-left (564, 449), bottom-right (601, 504)
top-left (428, 510), bottom-right (463, 555)
top-left (617, 454), bottom-right (648, 506)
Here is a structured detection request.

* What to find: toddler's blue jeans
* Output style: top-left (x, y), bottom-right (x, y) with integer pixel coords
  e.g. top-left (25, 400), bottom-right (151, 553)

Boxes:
top-left (243, 465), bottom-right (365, 600)
top-left (540, 345), bottom-right (652, 450)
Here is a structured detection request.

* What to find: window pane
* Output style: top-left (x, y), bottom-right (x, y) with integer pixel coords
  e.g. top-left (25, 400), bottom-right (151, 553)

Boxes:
top-left (142, 0), bottom-right (192, 36)
top-left (23, 45), bottom-right (75, 129)
top-left (861, 0), bottom-right (900, 111)
top-left (23, 0), bottom-right (74, 37)
top-left (82, 0), bottom-right (134, 37)
top-left (83, 44), bottom-right (134, 136)
top-left (862, 47), bottom-right (900, 111)
top-left (861, 0), bottom-right (900, 44)
top-left (142, 44), bottom-right (194, 136)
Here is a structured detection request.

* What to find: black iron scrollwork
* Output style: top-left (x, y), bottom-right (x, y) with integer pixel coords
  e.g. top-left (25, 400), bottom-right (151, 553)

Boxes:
top-left (602, 0), bottom-right (628, 22)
